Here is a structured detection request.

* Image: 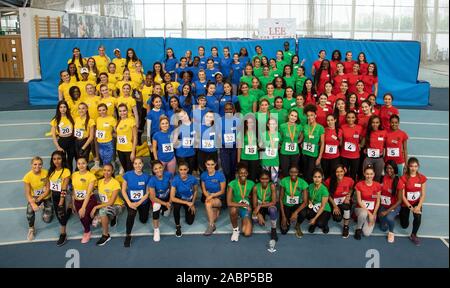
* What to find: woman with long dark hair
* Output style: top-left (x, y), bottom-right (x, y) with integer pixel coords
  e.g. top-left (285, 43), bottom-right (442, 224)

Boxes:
top-left (314, 59), bottom-right (332, 95)
top-left (73, 102), bottom-right (95, 160)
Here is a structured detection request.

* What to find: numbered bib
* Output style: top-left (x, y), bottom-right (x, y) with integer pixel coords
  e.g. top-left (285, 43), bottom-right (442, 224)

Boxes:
top-left (59, 126), bottom-right (72, 136)
top-left (367, 148), bottom-right (380, 158)
top-left (130, 190), bottom-right (143, 201)
top-left (344, 142), bottom-right (356, 152)
top-left (182, 137), bottom-right (193, 147)
top-left (312, 203), bottom-right (321, 213)
top-left (325, 145), bottom-right (338, 155)
top-left (75, 190), bottom-right (87, 199)
top-left (99, 194), bottom-right (108, 203)
top-left (285, 142), bottom-right (297, 152)
top-left (96, 130), bottom-right (106, 140)
top-left (334, 196), bottom-right (346, 205)
top-left (245, 145), bottom-right (257, 155)
top-left (240, 199), bottom-right (250, 205)
top-left (380, 195), bottom-right (391, 206)
top-left (74, 128), bottom-right (84, 139)
top-left (202, 139), bottom-right (214, 148)
top-left (224, 133), bottom-right (235, 144)
top-left (117, 135), bottom-right (128, 145)
top-left (387, 147), bottom-right (400, 157)
top-left (162, 143), bottom-right (174, 153)
top-left (33, 189), bottom-right (44, 197)
top-left (363, 200), bottom-right (375, 210)
top-left (407, 192), bottom-right (421, 202)
top-left (50, 180), bottom-right (61, 192)
top-left (302, 142), bottom-right (316, 153)
top-left (286, 195), bottom-right (299, 205)
top-left (265, 147), bottom-right (277, 157)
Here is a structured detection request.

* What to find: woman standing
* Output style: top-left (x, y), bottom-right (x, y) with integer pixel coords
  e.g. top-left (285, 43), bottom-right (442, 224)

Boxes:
top-left (279, 110), bottom-right (302, 179)
top-left (363, 63), bottom-right (378, 96)
top-left (379, 93), bottom-right (400, 132)
top-left (252, 170), bottom-right (278, 241)
top-left (333, 62), bottom-right (347, 95)
top-left (218, 81), bottom-right (238, 117)
top-left (302, 79), bottom-right (317, 106)
top-left (260, 118), bottom-right (281, 184)
top-left (321, 114), bottom-right (342, 179)
top-left (314, 59), bottom-right (332, 95)
top-left (95, 103), bottom-right (117, 166)
top-left (385, 115), bottom-right (409, 175)
top-left (363, 115), bottom-right (387, 182)
top-left (116, 104), bottom-right (138, 173)
top-left (220, 103), bottom-right (240, 184)
top-left (295, 66), bottom-right (307, 95)
top-left (152, 116), bottom-right (176, 174)
top-left (357, 52), bottom-right (369, 75)
top-left (237, 116), bottom-right (260, 183)
top-left (178, 83), bottom-right (195, 116)
top-left (311, 50), bottom-right (326, 77)
top-left (340, 111), bottom-right (363, 180)
top-left (50, 100), bottom-right (75, 172)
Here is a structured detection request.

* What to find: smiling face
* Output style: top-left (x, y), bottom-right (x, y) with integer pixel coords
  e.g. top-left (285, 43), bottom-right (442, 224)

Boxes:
top-left (336, 166), bottom-right (345, 180)
top-left (31, 159), bottom-right (43, 174)
top-left (118, 105), bottom-right (128, 119)
top-left (152, 163), bottom-right (164, 177)
top-left (52, 153), bottom-right (62, 169)
top-left (238, 168), bottom-right (248, 182)
top-left (205, 159), bottom-right (216, 174)
top-left (326, 114), bottom-right (336, 129)
top-left (133, 158), bottom-right (144, 173)
top-left (313, 171), bottom-right (323, 185)
top-left (77, 158), bottom-right (88, 172)
top-left (78, 103), bottom-right (87, 117)
top-left (289, 167), bottom-right (299, 181)
top-left (160, 118), bottom-right (170, 131)
top-left (59, 103), bottom-right (67, 115)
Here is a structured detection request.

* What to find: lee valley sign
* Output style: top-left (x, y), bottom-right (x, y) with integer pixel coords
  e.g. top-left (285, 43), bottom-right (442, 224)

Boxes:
top-left (258, 18), bottom-right (296, 39)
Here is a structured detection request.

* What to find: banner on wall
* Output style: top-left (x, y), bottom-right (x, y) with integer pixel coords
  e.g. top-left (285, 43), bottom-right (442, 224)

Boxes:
top-left (61, 13), bottom-right (133, 38)
top-left (258, 18), bottom-right (296, 39)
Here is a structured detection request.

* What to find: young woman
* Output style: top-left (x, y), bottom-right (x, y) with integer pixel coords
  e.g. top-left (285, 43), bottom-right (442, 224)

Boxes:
top-left (227, 163), bottom-right (255, 241)
top-left (68, 47), bottom-right (86, 74)
top-left (399, 157), bottom-right (427, 246)
top-left (108, 63), bottom-right (122, 87)
top-left (95, 103), bottom-right (117, 167)
top-left (170, 162), bottom-right (199, 237)
top-left (178, 83), bottom-right (195, 116)
top-left (152, 116), bottom-right (176, 174)
top-left (198, 46), bottom-right (207, 69)
top-left (291, 55), bottom-right (304, 73)
top-left (24, 157), bottom-right (52, 241)
top-left (237, 116), bottom-right (260, 183)
top-left (67, 63), bottom-right (80, 83)
top-left (357, 52), bottom-right (369, 75)
top-left (249, 77), bottom-right (264, 102)
top-left (343, 51), bottom-right (356, 74)
top-left (252, 57), bottom-right (263, 78)
top-left (173, 109), bottom-right (196, 173)
top-left (271, 97), bottom-right (288, 126)
top-left (83, 84), bottom-right (100, 123)
top-left (163, 48), bottom-right (178, 80)
top-left (303, 169), bottom-right (331, 234)
top-left (314, 59), bottom-right (332, 95)
top-left (252, 45), bottom-right (264, 62)
top-left (354, 165), bottom-right (381, 240)
top-left (92, 45), bottom-right (110, 74)
top-left (218, 81), bottom-right (238, 117)
top-left (214, 72), bottom-right (224, 98)
top-left (279, 166), bottom-right (309, 237)
top-left (185, 50), bottom-right (193, 67)
top-left (220, 47), bottom-right (233, 80)
top-left (96, 73), bottom-right (114, 96)
top-left (330, 49), bottom-right (342, 75)
top-left (58, 69), bottom-right (75, 102)
top-left (231, 53), bottom-right (244, 95)
top-left (130, 61), bottom-right (145, 90)
top-left (121, 158), bottom-right (151, 247)
top-left (315, 93), bottom-right (332, 127)
top-left (282, 86), bottom-right (296, 111)
top-left (273, 76), bottom-right (286, 98)
top-left (115, 69), bottom-right (136, 97)
top-left (220, 102), bottom-right (240, 184)
top-left (192, 95), bottom-right (207, 129)
top-left (379, 93), bottom-right (400, 132)
top-left (260, 118), bottom-right (281, 184)
top-left (71, 157), bottom-right (97, 243)
top-left (367, 94), bottom-right (381, 115)
top-left (311, 49), bottom-right (326, 77)
top-left (292, 94), bottom-right (307, 125)
top-left (116, 104), bottom-right (138, 173)
top-left (239, 64), bottom-right (254, 88)
top-left (334, 98), bottom-right (347, 128)
top-left (167, 96), bottom-right (182, 123)
top-left (146, 94), bottom-right (166, 150)
top-left (379, 160), bottom-right (403, 243)
top-left (205, 82), bottom-right (219, 115)
top-left (239, 47), bottom-right (250, 66)
top-left (91, 164), bottom-right (124, 246)
top-left (125, 48), bottom-right (140, 71)
top-left (152, 62), bottom-right (164, 84)
top-left (295, 66), bottom-right (307, 95)
top-left (50, 100), bottom-right (75, 172)
top-left (99, 84), bottom-right (117, 117)
top-left (336, 80), bottom-right (349, 106)
top-left (269, 58), bottom-right (281, 78)
top-left (255, 98), bottom-right (270, 136)
top-left (358, 100), bottom-right (374, 137)
top-left (302, 78), bottom-right (317, 106)
top-left (86, 57), bottom-right (99, 82)
top-left (259, 66), bottom-right (273, 94)
top-left (340, 111), bottom-right (363, 180)
top-left (347, 93), bottom-right (359, 114)
top-left (200, 157), bottom-right (226, 236)
top-left (355, 80), bottom-right (369, 106)
top-left (279, 110), bottom-right (302, 179)
top-left (77, 68), bottom-right (96, 100)
top-left (363, 62), bottom-right (378, 96)
top-left (282, 65), bottom-right (295, 90)
top-left (325, 164), bottom-right (354, 238)
top-left (198, 111), bottom-right (219, 174)
top-left (346, 63), bottom-right (362, 94)
top-left (333, 62), bottom-right (347, 95)
top-left (116, 84), bottom-right (139, 128)
top-left (252, 170), bottom-right (278, 241)
top-left (321, 114), bottom-right (343, 179)
top-left (47, 150), bottom-right (72, 246)
top-left (190, 56), bottom-right (200, 81)
top-left (261, 83), bottom-right (276, 108)
top-left (193, 69), bottom-right (208, 97)
top-left (149, 160), bottom-right (173, 242)
top-left (205, 58), bottom-right (220, 82)
top-left (175, 57), bottom-right (190, 84)
top-left (385, 115), bottom-right (409, 175)
top-left (363, 115), bottom-right (387, 182)
top-left (237, 82), bottom-right (257, 116)
top-left (301, 104), bottom-right (325, 183)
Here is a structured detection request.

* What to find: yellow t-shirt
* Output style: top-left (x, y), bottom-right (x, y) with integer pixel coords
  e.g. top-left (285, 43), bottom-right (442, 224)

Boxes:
top-left (142, 85), bottom-right (153, 110)
top-left (130, 71), bottom-right (144, 90)
top-left (112, 58), bottom-right (126, 74)
top-left (50, 116), bottom-right (73, 137)
top-left (127, 60), bottom-right (142, 71)
top-left (98, 178), bottom-right (124, 205)
top-left (48, 168), bottom-right (71, 192)
top-left (23, 169), bottom-right (49, 199)
top-left (115, 80), bottom-right (136, 96)
top-left (58, 82), bottom-right (77, 102)
top-left (92, 55), bottom-right (111, 74)
top-left (74, 116), bottom-right (95, 140)
top-left (116, 96), bottom-right (137, 117)
top-left (67, 58), bottom-right (86, 73)
top-left (116, 117), bottom-right (136, 152)
top-left (66, 98), bottom-right (82, 120)
top-left (96, 83), bottom-right (115, 96)
top-left (76, 80), bottom-right (96, 101)
top-left (88, 71), bottom-right (98, 83)
top-left (153, 74), bottom-right (163, 85)
top-left (108, 72), bottom-right (122, 86)
top-left (99, 97), bottom-right (117, 117)
top-left (83, 95), bottom-right (101, 120)
top-left (71, 171), bottom-right (97, 200)
top-left (70, 75), bottom-right (78, 83)
top-left (96, 116), bottom-right (117, 143)
top-left (161, 82), bottom-right (180, 94)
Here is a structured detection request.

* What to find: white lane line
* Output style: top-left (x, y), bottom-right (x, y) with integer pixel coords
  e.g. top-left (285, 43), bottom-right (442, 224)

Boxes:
top-left (428, 177), bottom-right (449, 180)
top-left (0, 180), bottom-right (22, 184)
top-left (410, 137), bottom-right (449, 141)
top-left (408, 155), bottom-right (448, 159)
top-left (441, 238), bottom-right (449, 248)
top-left (0, 207), bottom-right (26, 211)
top-left (402, 122), bottom-right (448, 126)
top-left (0, 138), bottom-right (50, 143)
top-left (0, 156), bottom-right (51, 161)
top-left (0, 109), bottom-right (53, 113)
top-left (0, 122), bottom-right (48, 127)
top-left (423, 203), bottom-right (449, 207)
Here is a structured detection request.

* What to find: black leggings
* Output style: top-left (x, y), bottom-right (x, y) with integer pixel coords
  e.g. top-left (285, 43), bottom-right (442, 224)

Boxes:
top-left (299, 208), bottom-right (331, 229)
top-left (302, 154), bottom-right (319, 183)
top-left (58, 136), bottom-right (75, 172)
top-left (280, 205), bottom-right (308, 234)
top-left (152, 201), bottom-right (169, 220)
top-left (332, 203), bottom-right (351, 222)
top-left (173, 202), bottom-right (195, 226)
top-left (75, 138), bottom-right (91, 161)
top-left (240, 159), bottom-right (261, 183)
top-left (341, 157), bottom-right (360, 181)
top-left (197, 150), bottom-right (218, 174)
top-left (400, 206), bottom-right (422, 235)
top-left (126, 201), bottom-right (150, 235)
top-left (279, 154), bottom-right (300, 179)
top-left (118, 151), bottom-right (133, 172)
top-left (321, 157), bottom-right (341, 180)
top-left (52, 191), bottom-right (71, 226)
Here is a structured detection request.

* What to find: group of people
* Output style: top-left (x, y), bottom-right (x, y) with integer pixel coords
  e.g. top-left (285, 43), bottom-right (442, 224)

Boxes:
top-left (23, 42), bottom-right (427, 247)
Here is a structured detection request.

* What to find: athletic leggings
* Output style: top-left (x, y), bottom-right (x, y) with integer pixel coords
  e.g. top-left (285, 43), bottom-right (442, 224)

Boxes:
top-left (220, 148), bottom-right (237, 183)
top-left (355, 208), bottom-right (375, 237)
top-left (26, 198), bottom-right (53, 227)
top-left (58, 136), bottom-right (76, 172)
top-left (240, 159), bottom-right (261, 183)
top-left (161, 157), bottom-right (177, 175)
top-left (98, 141), bottom-right (115, 165)
top-left (152, 198), bottom-right (169, 220)
top-left (279, 154), bottom-right (299, 179)
top-left (400, 205), bottom-right (422, 235)
top-left (126, 201), bottom-right (150, 235)
top-left (75, 138), bottom-right (91, 161)
top-left (280, 205), bottom-right (308, 234)
top-left (341, 157), bottom-right (360, 181)
top-left (321, 157), bottom-right (341, 180)
top-left (363, 156), bottom-right (385, 183)
top-left (74, 196), bottom-right (98, 233)
top-left (302, 154), bottom-right (319, 183)
top-left (197, 150), bottom-right (218, 174)
top-left (379, 206), bottom-right (401, 233)
top-left (173, 202), bottom-right (195, 226)
top-left (118, 151), bottom-right (133, 172)
top-left (52, 190), bottom-right (71, 226)
top-left (298, 208), bottom-right (331, 229)
top-left (176, 155), bottom-right (197, 174)
top-left (331, 203), bottom-right (351, 223)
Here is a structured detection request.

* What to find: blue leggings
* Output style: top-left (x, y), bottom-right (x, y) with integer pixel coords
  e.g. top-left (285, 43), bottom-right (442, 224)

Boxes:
top-left (379, 206), bottom-right (401, 233)
top-left (98, 141), bottom-right (114, 165)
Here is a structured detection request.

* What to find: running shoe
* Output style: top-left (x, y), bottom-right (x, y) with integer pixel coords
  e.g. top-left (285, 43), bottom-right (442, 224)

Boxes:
top-left (354, 229), bottom-right (362, 240)
top-left (176, 225), bottom-right (182, 238)
top-left (409, 234), bottom-right (421, 246)
top-left (27, 228), bottom-right (35, 241)
top-left (308, 225), bottom-right (316, 234)
top-left (387, 232), bottom-right (395, 243)
top-left (96, 234), bottom-right (111, 246)
top-left (204, 224), bottom-right (216, 236)
top-left (124, 235), bottom-right (132, 247)
top-left (322, 225), bottom-right (329, 234)
top-left (153, 229), bottom-right (160, 242)
top-left (295, 223), bottom-right (303, 238)
top-left (56, 233), bottom-right (67, 247)
top-left (342, 225), bottom-right (350, 238)
top-left (231, 229), bottom-right (240, 242)
top-left (81, 232), bottom-right (91, 244)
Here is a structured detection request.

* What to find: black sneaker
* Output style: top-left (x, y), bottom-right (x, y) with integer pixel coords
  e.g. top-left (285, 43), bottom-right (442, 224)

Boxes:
top-left (96, 234), bottom-right (111, 246)
top-left (271, 228), bottom-right (278, 241)
top-left (175, 225), bottom-right (182, 238)
top-left (56, 233), bottom-right (67, 247)
top-left (110, 216), bottom-right (117, 227)
top-left (342, 225), bottom-right (350, 238)
top-left (322, 225), bottom-right (329, 234)
top-left (354, 229), bottom-right (362, 240)
top-left (308, 225), bottom-right (316, 234)
top-left (124, 236), bottom-right (132, 248)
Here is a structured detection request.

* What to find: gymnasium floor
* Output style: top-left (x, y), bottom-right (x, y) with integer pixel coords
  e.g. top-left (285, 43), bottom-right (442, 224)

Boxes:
top-left (0, 108), bottom-right (448, 268)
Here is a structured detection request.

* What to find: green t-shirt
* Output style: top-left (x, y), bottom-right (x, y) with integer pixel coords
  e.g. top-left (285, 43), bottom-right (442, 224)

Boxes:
top-left (284, 76), bottom-right (296, 90)
top-left (290, 106), bottom-right (307, 126)
top-left (239, 131), bottom-right (259, 161)
top-left (255, 111), bottom-right (269, 135)
top-left (301, 123), bottom-right (325, 157)
top-left (260, 131), bottom-right (280, 167)
top-left (252, 54), bottom-right (265, 62)
top-left (280, 176), bottom-right (308, 207)
top-left (276, 60), bottom-right (287, 72)
top-left (274, 88), bottom-right (285, 98)
top-left (283, 50), bottom-right (295, 65)
top-left (253, 67), bottom-right (263, 78)
top-left (269, 69), bottom-right (281, 79)
top-left (295, 76), bottom-right (307, 94)
top-left (260, 95), bottom-right (276, 109)
top-left (279, 122), bottom-right (303, 155)
top-left (240, 75), bottom-right (254, 87)
top-left (269, 108), bottom-right (288, 126)
top-left (229, 179), bottom-right (255, 204)
top-left (308, 183), bottom-right (331, 212)
top-left (238, 94), bottom-right (256, 115)
top-left (292, 64), bottom-right (301, 74)
top-left (249, 88), bottom-right (264, 101)
top-left (255, 182), bottom-right (273, 204)
top-left (282, 97), bottom-right (297, 111)
top-left (258, 76), bottom-right (274, 93)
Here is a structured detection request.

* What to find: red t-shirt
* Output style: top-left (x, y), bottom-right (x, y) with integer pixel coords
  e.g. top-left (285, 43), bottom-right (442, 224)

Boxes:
top-left (346, 73), bottom-right (362, 94)
top-left (330, 60), bottom-right (341, 76)
top-left (316, 105), bottom-right (332, 127)
top-left (359, 62), bottom-right (369, 75)
top-left (340, 124), bottom-right (363, 159)
top-left (337, 113), bottom-right (347, 128)
top-left (365, 130), bottom-right (387, 158)
top-left (304, 91), bottom-right (317, 106)
top-left (379, 105), bottom-right (399, 131)
top-left (355, 180), bottom-right (382, 212)
top-left (317, 70), bottom-right (331, 95)
top-left (313, 60), bottom-right (323, 72)
top-left (363, 74), bottom-right (378, 94)
top-left (327, 94), bottom-right (341, 109)
top-left (323, 127), bottom-right (342, 159)
top-left (356, 91), bottom-right (369, 106)
top-left (385, 129), bottom-right (409, 164)
top-left (325, 176), bottom-right (354, 203)
top-left (343, 60), bottom-right (356, 74)
top-left (380, 175), bottom-right (398, 209)
top-left (399, 174), bottom-right (427, 206)
top-left (357, 113), bottom-right (372, 136)
top-left (333, 74), bottom-right (347, 95)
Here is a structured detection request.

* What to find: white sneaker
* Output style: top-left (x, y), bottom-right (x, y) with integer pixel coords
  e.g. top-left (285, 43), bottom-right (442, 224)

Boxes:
top-left (231, 229), bottom-right (239, 242)
top-left (153, 228), bottom-right (160, 242)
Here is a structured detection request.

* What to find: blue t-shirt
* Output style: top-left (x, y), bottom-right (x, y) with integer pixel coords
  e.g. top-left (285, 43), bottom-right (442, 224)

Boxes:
top-left (198, 56), bottom-right (207, 70)
top-left (146, 108), bottom-right (166, 138)
top-left (199, 124), bottom-right (218, 152)
top-left (174, 123), bottom-right (196, 158)
top-left (221, 115), bottom-right (240, 148)
top-left (205, 95), bottom-right (220, 115)
top-left (205, 68), bottom-right (219, 82)
top-left (239, 56), bottom-right (250, 66)
top-left (193, 80), bottom-right (207, 97)
top-left (153, 129), bottom-right (175, 163)
top-left (178, 95), bottom-right (194, 116)
top-left (214, 83), bottom-right (224, 99)
top-left (210, 55), bottom-right (221, 68)
top-left (175, 66), bottom-right (190, 83)
top-left (123, 171), bottom-right (150, 203)
top-left (189, 66), bottom-right (200, 82)
top-left (200, 171), bottom-right (226, 194)
top-left (220, 57), bottom-right (233, 78)
top-left (218, 94), bottom-right (238, 117)
top-left (148, 171), bottom-right (172, 200)
top-left (172, 174), bottom-right (198, 201)
top-left (231, 62), bottom-right (244, 85)
top-left (164, 57), bottom-right (178, 74)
